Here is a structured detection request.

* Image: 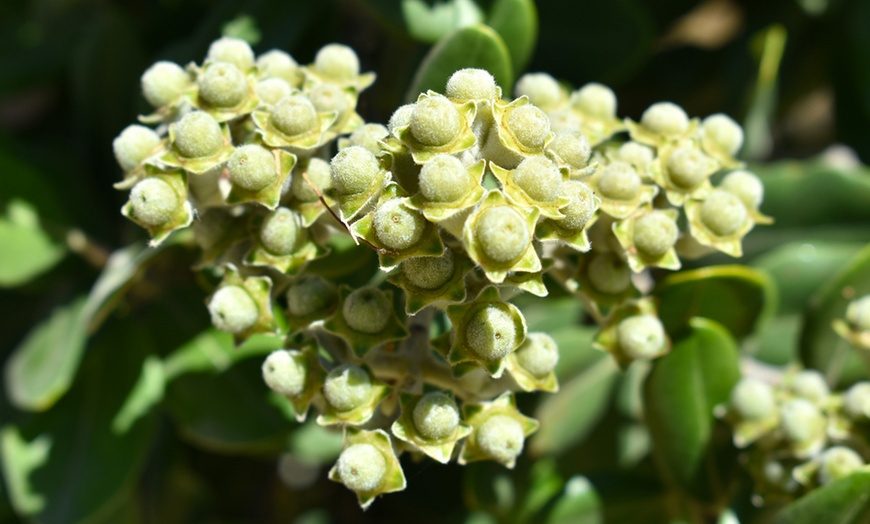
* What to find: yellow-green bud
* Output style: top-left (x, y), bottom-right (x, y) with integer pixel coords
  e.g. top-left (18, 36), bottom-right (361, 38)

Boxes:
top-left (514, 332), bottom-right (559, 377)
top-left (113, 125), bottom-right (161, 171)
top-left (418, 154), bottom-right (471, 203)
top-left (255, 77), bottom-right (291, 106)
top-left (347, 123), bottom-right (389, 155)
top-left (792, 370), bottom-right (829, 403)
top-left (313, 43), bottom-right (360, 82)
top-left (666, 147), bottom-right (709, 190)
top-left (617, 314), bottom-right (666, 359)
top-left (641, 102), bottom-right (689, 136)
top-left (844, 381), bottom-right (870, 420)
top-left (141, 61), bottom-right (191, 107)
top-left (198, 62), bottom-right (247, 108)
top-left (128, 178), bottom-right (179, 226)
top-left (598, 161), bottom-right (640, 201)
top-left (343, 287), bottom-right (391, 334)
top-left (730, 378), bottom-right (775, 421)
top-left (780, 398), bottom-right (824, 445)
top-left (373, 198), bottom-right (426, 251)
top-left (410, 95), bottom-right (461, 147)
top-left (336, 443), bottom-right (386, 493)
top-left (560, 181), bottom-right (597, 231)
top-left (548, 131), bottom-right (591, 169)
top-left (262, 350), bottom-right (306, 396)
top-left (465, 304), bottom-right (518, 361)
top-left (256, 49), bottom-right (300, 84)
top-left (174, 111), bottom-right (223, 158)
top-left (700, 189), bottom-right (747, 237)
top-left (402, 249), bottom-right (455, 290)
top-left (474, 206), bottom-right (529, 264)
top-left (720, 170), bottom-right (764, 210)
top-left (702, 113), bottom-right (743, 156)
top-left (514, 73), bottom-right (563, 111)
top-left (259, 207), bottom-right (299, 256)
top-left (286, 275), bottom-right (336, 317)
top-left (227, 144), bottom-right (277, 192)
top-left (633, 211), bottom-right (678, 258)
top-left (477, 414), bottom-right (525, 464)
top-left (570, 83), bottom-right (617, 119)
top-left (505, 104), bottom-right (550, 150)
top-left (513, 155), bottom-right (561, 202)
top-left (330, 146), bottom-right (380, 195)
top-left (291, 158), bottom-right (333, 202)
top-left (271, 95), bottom-right (318, 137)
top-left (388, 104), bottom-right (415, 134)
top-left (324, 364), bottom-right (373, 412)
top-left (208, 285), bottom-right (259, 334)
top-left (308, 82), bottom-right (347, 116)
top-left (207, 36), bottom-right (255, 71)
top-left (617, 141), bottom-right (654, 168)
top-left (413, 392), bottom-right (460, 440)
top-left (818, 446), bottom-right (865, 485)
top-left (446, 68), bottom-right (498, 100)
top-left (588, 252), bottom-right (631, 295)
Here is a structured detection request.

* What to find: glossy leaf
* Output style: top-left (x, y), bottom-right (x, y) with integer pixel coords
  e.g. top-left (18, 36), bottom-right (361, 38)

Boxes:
top-left (546, 476), bottom-right (602, 524)
top-left (773, 471), bottom-right (870, 523)
top-left (655, 265), bottom-right (777, 341)
top-left (487, 0), bottom-right (537, 74)
top-left (643, 318), bottom-right (740, 496)
top-left (402, 0), bottom-right (483, 44)
top-left (406, 24), bottom-right (513, 102)
top-left (0, 200), bottom-right (65, 287)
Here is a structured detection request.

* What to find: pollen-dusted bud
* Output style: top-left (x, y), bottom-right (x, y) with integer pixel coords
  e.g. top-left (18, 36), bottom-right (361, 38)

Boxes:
top-left (410, 95), bottom-right (462, 147)
top-left (843, 381), bottom-right (870, 420)
top-left (559, 181), bottom-right (597, 231)
top-left (701, 113), bottom-right (743, 157)
top-left (208, 285), bottom-right (259, 334)
top-left (113, 125), bottom-right (161, 171)
top-left (346, 123), bottom-right (389, 155)
top-left (617, 141), bottom-right (654, 169)
top-left (587, 252), bottom-right (632, 295)
top-left (259, 207), bottom-right (300, 256)
top-left (570, 83), bottom-right (617, 119)
top-left (465, 304), bottom-right (520, 362)
top-left (128, 178), bottom-right (179, 227)
top-left (616, 314), bottom-right (667, 360)
top-left (720, 170), bottom-right (764, 211)
top-left (847, 296), bottom-right (870, 332)
top-left (323, 364), bottom-right (373, 412)
top-left (446, 68), bottom-right (499, 101)
top-left (548, 131), bottom-right (591, 171)
top-left (514, 73), bottom-right (564, 111)
top-left (343, 286), bottom-right (391, 335)
top-left (262, 350), bottom-right (307, 397)
top-left (308, 82), bottom-right (348, 118)
top-left (198, 61), bottom-right (247, 108)
top-left (474, 206), bottom-right (530, 264)
top-left (513, 333), bottom-right (559, 378)
top-left (633, 210), bottom-right (679, 259)
top-left (730, 378), bottom-right (775, 421)
top-left (790, 370), bottom-right (829, 403)
top-left (700, 189), bottom-right (748, 237)
top-left (372, 198), bottom-right (426, 251)
top-left (207, 36), bottom-right (255, 71)
top-left (413, 392), bottom-right (461, 440)
top-left (418, 154), bottom-right (471, 203)
top-left (640, 102), bottom-right (689, 137)
top-left (818, 447), bottom-right (865, 485)
top-left (227, 144), bottom-right (277, 192)
top-left (271, 95), bottom-right (319, 137)
top-left (780, 398), bottom-right (824, 446)
top-left (313, 43), bottom-right (360, 83)
top-left (291, 157), bottom-right (333, 202)
top-left (476, 414), bottom-right (525, 465)
top-left (597, 161), bottom-right (641, 201)
top-left (335, 443), bottom-right (387, 493)
top-left (255, 77), bottom-right (291, 106)
top-left (512, 155), bottom-right (562, 202)
top-left (505, 104), bottom-right (551, 151)
top-left (666, 147), bottom-right (710, 190)
top-left (141, 61), bottom-right (191, 108)
top-left (173, 111), bottom-right (224, 158)
top-left (286, 275), bottom-right (337, 317)
top-left (330, 145), bottom-right (381, 195)
top-left (388, 104), bottom-right (415, 134)
top-left (257, 49), bottom-right (300, 85)
top-left (402, 249), bottom-right (455, 290)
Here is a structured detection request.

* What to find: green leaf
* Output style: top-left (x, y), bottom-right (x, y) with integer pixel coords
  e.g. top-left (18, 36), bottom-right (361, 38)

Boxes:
top-left (402, 0), bottom-right (484, 44)
top-left (546, 476), bottom-right (602, 524)
top-left (487, 0), bottom-right (537, 74)
top-left (800, 243), bottom-right (870, 387)
top-left (531, 355), bottom-right (619, 455)
top-left (0, 200), bottom-right (65, 287)
top-left (406, 24), bottom-right (513, 102)
top-left (655, 265), bottom-right (777, 341)
top-left (162, 328), bottom-right (282, 380)
top-left (643, 318), bottom-right (740, 498)
top-left (519, 459), bottom-right (564, 521)
top-left (742, 24), bottom-right (786, 160)
top-left (773, 471), bottom-right (870, 523)
top-left (288, 420), bottom-right (344, 463)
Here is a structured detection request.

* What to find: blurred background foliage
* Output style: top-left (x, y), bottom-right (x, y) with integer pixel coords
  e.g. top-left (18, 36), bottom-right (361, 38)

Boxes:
top-left (3, 0), bottom-right (870, 522)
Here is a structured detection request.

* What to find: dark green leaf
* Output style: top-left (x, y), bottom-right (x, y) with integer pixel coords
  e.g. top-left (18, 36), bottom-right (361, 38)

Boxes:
top-left (402, 0), bottom-right (483, 44)
top-left (162, 328), bottom-right (282, 381)
top-left (519, 458), bottom-right (564, 521)
top-left (487, 0), bottom-right (537, 74)
top-left (546, 476), bottom-right (602, 524)
top-left (0, 200), bottom-right (65, 287)
top-left (754, 314), bottom-right (800, 365)
top-left (773, 471), bottom-right (870, 524)
top-left (406, 24), bottom-right (513, 102)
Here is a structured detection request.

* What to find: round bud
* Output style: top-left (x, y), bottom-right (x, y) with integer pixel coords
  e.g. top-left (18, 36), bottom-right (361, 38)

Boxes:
top-left (336, 444), bottom-right (387, 493)
top-left (618, 141), bottom-right (654, 168)
top-left (700, 189), bottom-right (747, 237)
top-left (343, 286), bottom-right (391, 334)
top-left (847, 295), bottom-right (870, 332)
top-left (512, 156), bottom-right (562, 202)
top-left (330, 146), bottom-right (380, 195)
top-left (141, 61), bottom-right (191, 107)
top-left (446, 68), bottom-right (498, 100)
top-left (791, 370), bottom-right (829, 403)
top-left (548, 110), bottom-right (582, 133)
top-left (308, 82), bottom-right (347, 117)
top-left (291, 157), bottom-right (333, 202)
top-left (476, 414), bottom-right (525, 464)
top-left (323, 364), bottom-right (373, 412)
top-left (347, 123), bottom-right (389, 155)
top-left (730, 378), bottom-right (775, 421)
top-left (262, 350), bottom-right (306, 396)
top-left (388, 104), bottom-right (415, 133)
top-left (286, 275), bottom-right (336, 317)
top-left (113, 125), bottom-right (161, 171)
top-left (207, 37), bottom-right (254, 71)
top-left (818, 446), bottom-right (864, 485)
top-left (514, 73), bottom-right (563, 111)
top-left (464, 304), bottom-right (518, 361)
top-left (597, 161), bottom-right (641, 201)
top-left (259, 207), bottom-right (299, 256)
top-left (198, 62), bottom-right (247, 108)
top-left (505, 104), bottom-right (550, 150)
top-left (473, 206), bottom-right (530, 264)
top-left (419, 154), bottom-right (471, 203)
top-left (373, 198), bottom-right (426, 251)
top-left (570, 83), bottom-right (617, 119)
top-left (633, 211), bottom-right (678, 259)
top-left (174, 111), bottom-right (223, 158)
top-left (402, 249), bottom-right (455, 290)
top-left (588, 252), bottom-right (631, 295)
top-left (313, 43), bottom-right (360, 82)
top-left (844, 382), bottom-right (870, 420)
top-left (208, 285), bottom-right (259, 334)
top-left (514, 332), bottom-right (559, 377)
top-left (227, 144), bottom-right (277, 192)
top-left (271, 95), bottom-right (318, 137)
top-left (666, 147), bottom-right (709, 190)
top-left (702, 113), bottom-right (743, 156)
top-left (413, 391), bottom-right (460, 440)
top-left (640, 102), bottom-right (690, 136)
top-left (548, 132), bottom-right (591, 170)
top-left (779, 398), bottom-right (824, 445)
top-left (616, 314), bottom-right (666, 359)
top-left (720, 170), bottom-right (764, 210)
top-left (410, 95), bottom-right (461, 147)
top-left (255, 77), bottom-right (291, 106)
top-left (560, 181), bottom-right (597, 231)
top-left (129, 178), bottom-right (179, 226)
top-left (256, 50), bottom-right (300, 84)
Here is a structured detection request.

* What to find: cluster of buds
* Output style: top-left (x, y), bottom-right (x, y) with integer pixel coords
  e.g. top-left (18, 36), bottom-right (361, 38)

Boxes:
top-left (718, 370), bottom-right (870, 504)
top-left (113, 36), bottom-right (769, 508)
top-left (834, 294), bottom-right (870, 350)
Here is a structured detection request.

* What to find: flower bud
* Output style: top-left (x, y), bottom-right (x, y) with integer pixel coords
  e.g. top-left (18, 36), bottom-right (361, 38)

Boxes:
top-left (513, 333), bottom-right (559, 378)
top-left (410, 95), bottom-right (461, 147)
top-left (791, 370), bottom-right (829, 403)
top-left (548, 132), bottom-right (591, 170)
top-left (330, 146), bottom-right (381, 195)
top-left (291, 157), bottom-right (333, 202)
top-left (313, 43), bottom-right (360, 82)
top-left (262, 350), bottom-right (306, 396)
top-left (113, 125), bottom-right (161, 171)
top-left (570, 83), bottom-right (617, 119)
top-left (308, 82), bottom-right (348, 117)
top-left (700, 189), bottom-right (747, 237)
top-left (402, 249), bottom-right (455, 290)
top-left (227, 144), bottom-right (277, 192)
top-left (287, 275), bottom-right (337, 317)
top-left (505, 104), bottom-right (550, 151)
top-left (780, 398), bottom-right (824, 445)
top-left (633, 211), bottom-right (678, 259)
top-left (617, 141), bottom-right (654, 168)
top-left (208, 285), bottom-right (259, 334)
top-left (323, 364), bottom-right (373, 412)
top-left (476, 414), bottom-right (525, 465)
top-left (207, 36), bottom-right (255, 71)
top-left (198, 62), bottom-right (247, 108)
top-left (271, 95), bottom-right (318, 137)
top-left (388, 104), bottom-right (415, 134)
top-left (141, 61), bottom-right (191, 107)
top-left (597, 161), bottom-right (641, 201)
top-left (347, 123), bottom-right (389, 155)
top-left (418, 154), bottom-right (471, 203)
top-left (559, 181), bottom-right (597, 231)
top-left (373, 198), bottom-right (426, 251)
top-left (640, 102), bottom-right (689, 136)
top-left (255, 77), bottom-right (291, 106)
top-left (514, 73), bottom-right (563, 111)
top-left (512, 155), bottom-right (561, 202)
top-left (730, 378), bottom-right (775, 421)
top-left (413, 392), bottom-right (461, 440)
top-left (173, 111), bottom-right (223, 158)
top-left (701, 113), bottom-right (743, 156)
top-left (256, 49), bottom-right (300, 84)
top-left (844, 381), bottom-right (870, 420)
top-left (587, 252), bottom-right (631, 295)
top-left (846, 295), bottom-right (870, 332)
top-left (473, 206), bottom-right (530, 264)
top-left (465, 304), bottom-right (519, 361)
top-left (616, 314), bottom-right (666, 359)
top-left (128, 178), bottom-right (179, 227)
top-left (336, 443), bottom-right (387, 493)
top-left (666, 147), bottom-right (709, 190)
top-left (720, 170), bottom-right (764, 211)
top-left (259, 207), bottom-right (299, 256)
top-left (446, 68), bottom-right (498, 100)
top-left (343, 286), bottom-right (391, 334)
top-left (818, 446), bottom-right (864, 485)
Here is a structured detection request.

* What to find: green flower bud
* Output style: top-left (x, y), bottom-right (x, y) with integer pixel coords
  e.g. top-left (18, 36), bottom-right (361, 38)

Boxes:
top-left (570, 83), bottom-right (617, 119)
top-left (309, 82), bottom-right (347, 116)
top-left (402, 249), bottom-right (455, 290)
top-left (514, 332), bottom-right (559, 377)
top-left (548, 110), bottom-right (581, 133)
top-left (373, 198), bottom-right (425, 251)
top-left (418, 154), bottom-right (471, 203)
top-left (730, 378), bottom-right (775, 421)
top-left (844, 382), bottom-right (870, 420)
top-left (514, 73), bottom-right (563, 111)
top-left (271, 95), bottom-right (318, 137)
top-left (700, 189), bottom-right (747, 237)
top-left (587, 252), bottom-right (631, 295)
top-left (513, 155), bottom-right (561, 202)
top-left (262, 350), bottom-right (306, 396)
top-left (413, 392), bottom-right (460, 440)
top-left (617, 141), bottom-right (654, 168)
top-left (113, 125), bottom-right (161, 171)
top-left (314, 43), bottom-right (360, 82)
top-left (291, 157), bottom-right (333, 202)
top-left (640, 102), bottom-right (689, 136)
top-left (174, 111), bottom-right (223, 158)
top-left (255, 77), bottom-right (291, 106)
top-left (818, 446), bottom-right (864, 485)
top-left (323, 364), bottom-right (373, 412)
top-left (597, 161), bottom-right (641, 201)
top-left (720, 170), bottom-right (764, 210)
top-left (616, 314), bottom-right (666, 359)
top-left (343, 286), bottom-right (391, 334)
top-left (286, 275), bottom-right (336, 317)
top-left (410, 95), bottom-right (461, 147)
top-left (791, 370), bottom-right (829, 403)
top-left (701, 113), bottom-right (743, 156)
top-left (207, 36), bottom-right (255, 71)
top-left (780, 398), bottom-right (824, 445)
top-left (256, 49), bottom-right (300, 84)
top-left (560, 181), bottom-right (597, 231)
top-left (227, 144), bottom-right (277, 192)
top-left (474, 206), bottom-right (530, 264)
top-left (633, 210), bottom-right (678, 259)
top-left (259, 207), bottom-right (299, 256)
top-left (847, 295), bottom-right (870, 332)
top-left (208, 285), bottom-right (259, 334)
top-left (477, 414), bottom-right (525, 465)
top-left (128, 178), bottom-right (179, 227)
top-left (347, 123), bottom-right (389, 155)
top-left (198, 62), bottom-right (247, 108)
top-left (505, 104), bottom-right (550, 150)
top-left (666, 147), bottom-right (709, 190)
top-left (330, 146), bottom-right (381, 195)
top-left (465, 304), bottom-right (519, 361)
top-left (548, 131), bottom-right (591, 170)
top-left (388, 104), bottom-right (415, 134)
top-left (336, 443), bottom-right (386, 493)
top-left (446, 68), bottom-right (498, 100)
top-left (141, 61), bottom-right (191, 107)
